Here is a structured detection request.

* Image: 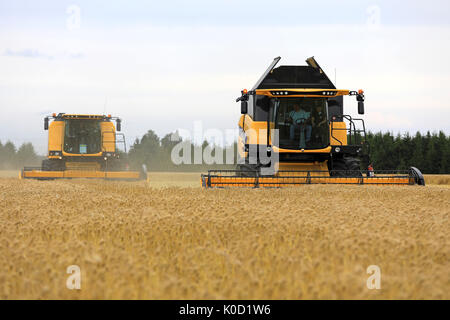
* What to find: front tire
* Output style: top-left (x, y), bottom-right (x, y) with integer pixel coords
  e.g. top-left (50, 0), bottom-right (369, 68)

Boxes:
top-left (41, 159), bottom-right (65, 171)
top-left (236, 164), bottom-right (259, 177)
top-left (330, 157), bottom-right (362, 177)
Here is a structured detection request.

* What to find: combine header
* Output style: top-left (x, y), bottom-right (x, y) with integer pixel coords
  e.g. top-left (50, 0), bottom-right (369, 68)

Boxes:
top-left (201, 56), bottom-right (425, 188)
top-left (21, 113), bottom-right (147, 181)
top-left (201, 168), bottom-right (425, 188)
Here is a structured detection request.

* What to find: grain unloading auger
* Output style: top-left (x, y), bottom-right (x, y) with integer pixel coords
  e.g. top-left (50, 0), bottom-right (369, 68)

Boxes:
top-left (21, 113), bottom-right (147, 181)
top-left (201, 56), bottom-right (425, 188)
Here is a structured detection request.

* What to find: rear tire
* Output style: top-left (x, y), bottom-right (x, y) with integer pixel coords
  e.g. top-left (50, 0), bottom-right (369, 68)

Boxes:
top-left (42, 159), bottom-right (65, 171)
top-left (330, 157), bottom-right (362, 177)
top-left (42, 159), bottom-right (52, 171)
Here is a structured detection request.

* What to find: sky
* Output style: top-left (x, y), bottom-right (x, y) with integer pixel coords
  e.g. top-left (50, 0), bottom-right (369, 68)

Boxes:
top-left (0, 0), bottom-right (449, 154)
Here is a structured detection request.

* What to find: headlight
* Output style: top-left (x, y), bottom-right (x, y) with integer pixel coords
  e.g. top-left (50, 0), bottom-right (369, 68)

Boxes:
top-left (335, 147), bottom-right (341, 153)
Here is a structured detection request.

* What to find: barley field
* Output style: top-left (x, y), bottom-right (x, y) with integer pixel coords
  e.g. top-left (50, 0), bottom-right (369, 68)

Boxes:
top-left (0, 172), bottom-right (449, 299)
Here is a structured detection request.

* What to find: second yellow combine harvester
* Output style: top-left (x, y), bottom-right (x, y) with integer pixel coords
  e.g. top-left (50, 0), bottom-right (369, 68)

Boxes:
top-left (201, 57), bottom-right (425, 187)
top-left (21, 113), bottom-right (147, 180)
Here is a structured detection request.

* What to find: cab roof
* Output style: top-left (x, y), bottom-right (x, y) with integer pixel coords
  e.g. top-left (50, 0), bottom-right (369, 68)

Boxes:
top-left (53, 113), bottom-right (112, 120)
top-left (252, 57), bottom-right (336, 90)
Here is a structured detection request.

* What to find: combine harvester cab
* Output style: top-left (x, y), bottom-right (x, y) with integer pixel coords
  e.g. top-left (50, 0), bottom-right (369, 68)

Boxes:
top-left (21, 113), bottom-right (147, 181)
top-left (201, 57), bottom-right (425, 188)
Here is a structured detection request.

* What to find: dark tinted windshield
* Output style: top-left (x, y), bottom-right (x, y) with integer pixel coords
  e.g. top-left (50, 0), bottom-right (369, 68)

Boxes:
top-left (64, 120), bottom-right (101, 154)
top-left (272, 98), bottom-right (329, 149)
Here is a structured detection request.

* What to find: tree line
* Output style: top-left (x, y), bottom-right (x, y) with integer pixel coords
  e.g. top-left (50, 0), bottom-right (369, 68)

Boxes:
top-left (127, 130), bottom-right (238, 172)
top-left (128, 130), bottom-right (450, 173)
top-left (0, 141), bottom-right (41, 170)
top-left (366, 131), bottom-right (450, 174)
top-left (1, 130), bottom-right (449, 173)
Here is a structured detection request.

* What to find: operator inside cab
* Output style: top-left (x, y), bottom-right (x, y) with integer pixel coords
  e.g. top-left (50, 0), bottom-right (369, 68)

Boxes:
top-left (64, 119), bottom-right (101, 154)
top-left (312, 103), bottom-right (327, 142)
top-left (288, 103), bottom-right (312, 148)
top-left (273, 97), bottom-right (328, 150)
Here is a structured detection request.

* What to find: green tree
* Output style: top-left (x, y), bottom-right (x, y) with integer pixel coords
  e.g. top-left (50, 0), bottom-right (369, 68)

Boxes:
top-left (0, 141), bottom-right (3, 168)
top-left (160, 132), bottom-right (180, 170)
top-left (1, 141), bottom-right (17, 169)
top-left (410, 132), bottom-right (425, 171)
top-left (128, 130), bottom-right (162, 170)
top-left (438, 131), bottom-right (449, 174)
top-left (16, 143), bottom-right (39, 168)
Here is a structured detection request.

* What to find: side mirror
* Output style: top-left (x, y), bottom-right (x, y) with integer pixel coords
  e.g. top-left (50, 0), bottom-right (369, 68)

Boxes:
top-left (241, 101), bottom-right (248, 114)
top-left (44, 117), bottom-right (49, 130)
top-left (116, 119), bottom-right (121, 131)
top-left (358, 101), bottom-right (365, 115)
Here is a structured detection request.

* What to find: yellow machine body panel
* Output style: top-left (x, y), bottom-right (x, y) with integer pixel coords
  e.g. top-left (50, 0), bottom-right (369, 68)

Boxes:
top-left (276, 161), bottom-right (329, 176)
top-left (48, 121), bottom-right (64, 158)
top-left (271, 146), bottom-right (332, 154)
top-left (62, 151), bottom-right (103, 157)
top-left (100, 121), bottom-right (116, 153)
top-left (242, 116), bottom-right (273, 145)
top-left (201, 175), bottom-right (414, 188)
top-left (22, 169), bottom-right (141, 180)
top-left (65, 162), bottom-right (101, 170)
top-left (330, 121), bottom-right (348, 146)
top-left (255, 88), bottom-right (350, 98)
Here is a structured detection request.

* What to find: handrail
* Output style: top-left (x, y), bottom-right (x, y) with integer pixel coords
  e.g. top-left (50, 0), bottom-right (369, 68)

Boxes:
top-left (101, 131), bottom-right (128, 153)
top-left (330, 114), bottom-right (368, 149)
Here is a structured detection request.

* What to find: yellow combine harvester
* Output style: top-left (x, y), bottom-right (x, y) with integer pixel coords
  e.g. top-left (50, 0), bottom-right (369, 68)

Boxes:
top-left (21, 113), bottom-right (147, 180)
top-left (201, 57), bottom-right (425, 187)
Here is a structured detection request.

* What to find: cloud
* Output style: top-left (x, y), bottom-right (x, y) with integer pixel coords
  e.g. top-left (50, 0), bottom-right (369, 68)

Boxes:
top-left (4, 48), bottom-right (54, 60)
top-left (3, 49), bottom-right (85, 60)
top-left (68, 52), bottom-right (84, 59)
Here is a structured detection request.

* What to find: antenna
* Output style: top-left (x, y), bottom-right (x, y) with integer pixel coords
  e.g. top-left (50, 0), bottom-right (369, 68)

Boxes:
top-left (103, 97), bottom-right (107, 115)
top-left (334, 68), bottom-right (337, 86)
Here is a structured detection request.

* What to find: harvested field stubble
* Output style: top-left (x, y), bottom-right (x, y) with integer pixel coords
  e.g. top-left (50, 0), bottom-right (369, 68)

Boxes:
top-left (0, 175), bottom-right (449, 299)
